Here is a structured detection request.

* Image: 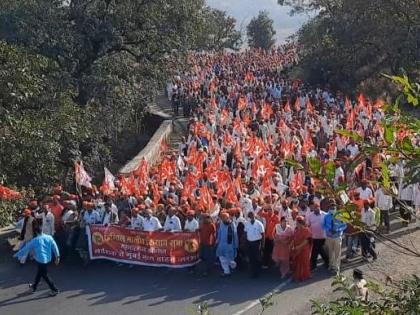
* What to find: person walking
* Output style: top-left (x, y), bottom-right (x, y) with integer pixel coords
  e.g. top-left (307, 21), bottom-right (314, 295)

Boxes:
top-left (272, 216), bottom-right (293, 278)
top-left (361, 201), bottom-right (378, 261)
top-left (292, 216), bottom-right (312, 281)
top-left (244, 212), bottom-right (265, 278)
top-left (216, 212), bottom-right (238, 277)
top-left (375, 187), bottom-right (393, 233)
top-left (14, 223), bottom-right (60, 296)
top-left (323, 201), bottom-right (347, 274)
top-left (307, 202), bottom-right (329, 270)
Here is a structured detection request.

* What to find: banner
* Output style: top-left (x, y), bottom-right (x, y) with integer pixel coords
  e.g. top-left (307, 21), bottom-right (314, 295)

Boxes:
top-left (87, 225), bottom-right (200, 268)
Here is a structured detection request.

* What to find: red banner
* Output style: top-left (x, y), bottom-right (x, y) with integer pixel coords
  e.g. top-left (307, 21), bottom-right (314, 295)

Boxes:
top-left (87, 225), bottom-right (200, 267)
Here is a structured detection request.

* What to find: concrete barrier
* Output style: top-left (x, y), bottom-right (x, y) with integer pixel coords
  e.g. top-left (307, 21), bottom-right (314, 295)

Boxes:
top-left (119, 119), bottom-right (173, 175)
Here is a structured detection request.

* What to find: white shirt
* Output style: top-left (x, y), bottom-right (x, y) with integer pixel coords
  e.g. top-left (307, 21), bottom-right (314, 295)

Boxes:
top-left (102, 211), bottom-right (119, 226)
top-left (356, 187), bottom-right (373, 200)
top-left (83, 210), bottom-right (101, 225)
top-left (347, 144), bottom-right (359, 158)
top-left (130, 215), bottom-right (144, 229)
top-left (143, 216), bottom-right (162, 232)
top-left (307, 211), bottom-right (327, 239)
top-left (184, 218), bottom-right (199, 232)
top-left (375, 188), bottom-right (393, 210)
top-left (244, 220), bottom-right (265, 241)
top-left (334, 167), bottom-right (344, 187)
top-left (163, 215), bottom-right (182, 232)
top-left (413, 183), bottom-right (420, 207)
top-left (362, 208), bottom-right (376, 228)
top-left (240, 197), bottom-right (253, 215)
top-left (36, 211), bottom-right (55, 236)
top-left (248, 189), bottom-right (261, 200)
top-left (62, 210), bottom-right (75, 223)
top-left (400, 184), bottom-right (414, 201)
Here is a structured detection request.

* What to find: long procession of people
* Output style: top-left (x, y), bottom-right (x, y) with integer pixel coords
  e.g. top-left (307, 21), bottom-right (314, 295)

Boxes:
top-left (13, 45), bottom-right (420, 285)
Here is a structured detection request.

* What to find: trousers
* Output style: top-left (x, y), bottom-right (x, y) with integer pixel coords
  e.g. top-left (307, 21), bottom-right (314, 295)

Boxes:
top-left (219, 256), bottom-right (231, 275)
top-left (33, 262), bottom-right (58, 292)
top-left (361, 232), bottom-right (377, 260)
top-left (247, 240), bottom-right (262, 277)
top-left (310, 238), bottom-right (329, 269)
top-left (325, 237), bottom-right (342, 272)
top-left (262, 239), bottom-right (274, 267)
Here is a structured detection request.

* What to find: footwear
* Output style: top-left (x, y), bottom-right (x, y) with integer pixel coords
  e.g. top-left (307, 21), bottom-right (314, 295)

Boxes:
top-left (49, 290), bottom-right (59, 297)
top-left (262, 265), bottom-right (269, 269)
top-left (220, 273), bottom-right (231, 278)
top-left (28, 284), bottom-right (35, 292)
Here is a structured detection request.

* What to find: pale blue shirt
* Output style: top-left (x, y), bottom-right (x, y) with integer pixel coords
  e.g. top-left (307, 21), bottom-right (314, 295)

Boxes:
top-left (15, 233), bottom-right (59, 264)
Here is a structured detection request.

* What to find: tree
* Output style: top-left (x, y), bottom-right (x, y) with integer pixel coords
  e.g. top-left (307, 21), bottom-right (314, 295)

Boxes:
top-left (246, 11), bottom-right (276, 49)
top-left (278, 0), bottom-right (420, 96)
top-left (0, 0), bottom-right (242, 191)
top-left (192, 8), bottom-right (242, 51)
top-left (312, 274), bottom-right (420, 315)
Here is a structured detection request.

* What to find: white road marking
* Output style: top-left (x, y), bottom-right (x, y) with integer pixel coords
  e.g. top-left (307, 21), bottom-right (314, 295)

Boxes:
top-left (231, 278), bottom-right (292, 315)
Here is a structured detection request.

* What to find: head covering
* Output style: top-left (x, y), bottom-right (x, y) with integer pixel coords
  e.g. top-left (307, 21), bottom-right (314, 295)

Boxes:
top-left (220, 212), bottom-right (230, 221)
top-left (353, 268), bottom-right (364, 279)
top-left (296, 215), bottom-right (305, 224)
top-left (29, 200), bottom-right (38, 207)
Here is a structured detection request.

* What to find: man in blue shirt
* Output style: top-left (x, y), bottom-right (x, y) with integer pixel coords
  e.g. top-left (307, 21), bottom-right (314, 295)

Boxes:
top-left (15, 222), bottom-right (60, 296)
top-left (323, 200), bottom-right (347, 274)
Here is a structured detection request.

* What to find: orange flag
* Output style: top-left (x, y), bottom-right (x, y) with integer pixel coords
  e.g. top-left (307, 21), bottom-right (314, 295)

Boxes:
top-left (328, 139), bottom-right (337, 159)
top-left (238, 96), bottom-right (247, 111)
top-left (182, 173), bottom-right (197, 199)
top-left (306, 99), bottom-right (314, 113)
top-left (284, 101), bottom-right (291, 113)
top-left (345, 97), bottom-right (352, 113)
top-left (225, 183), bottom-right (239, 206)
top-left (220, 109), bottom-right (229, 125)
top-left (346, 109), bottom-right (355, 130)
top-left (261, 103), bottom-right (273, 120)
top-left (260, 176), bottom-right (272, 196)
top-left (294, 97), bottom-right (301, 112)
top-left (199, 185), bottom-right (215, 212)
top-left (252, 158), bottom-right (273, 179)
top-left (223, 132), bottom-right (234, 148)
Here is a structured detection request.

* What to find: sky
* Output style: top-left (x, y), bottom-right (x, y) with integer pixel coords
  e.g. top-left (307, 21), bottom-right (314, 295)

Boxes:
top-left (206, 0), bottom-right (311, 43)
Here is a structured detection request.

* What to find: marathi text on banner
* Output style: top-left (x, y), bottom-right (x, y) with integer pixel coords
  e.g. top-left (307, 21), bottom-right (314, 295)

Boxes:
top-left (87, 225), bottom-right (200, 268)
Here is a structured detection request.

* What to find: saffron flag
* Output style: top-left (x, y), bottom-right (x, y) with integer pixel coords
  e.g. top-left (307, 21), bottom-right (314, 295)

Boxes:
top-left (100, 167), bottom-right (115, 195)
top-left (75, 161), bottom-right (92, 189)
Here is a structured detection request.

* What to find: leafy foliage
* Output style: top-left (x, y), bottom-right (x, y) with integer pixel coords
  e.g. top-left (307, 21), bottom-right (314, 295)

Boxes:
top-left (0, 186), bottom-right (35, 227)
top-left (285, 75), bottom-right (420, 242)
top-left (279, 0), bottom-right (420, 95)
top-left (311, 274), bottom-right (420, 315)
top-left (246, 11), bottom-right (276, 49)
top-left (0, 0), bottom-right (241, 194)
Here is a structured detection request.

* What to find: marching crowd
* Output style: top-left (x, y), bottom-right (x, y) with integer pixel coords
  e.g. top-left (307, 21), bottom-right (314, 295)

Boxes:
top-left (14, 44), bottom-right (420, 286)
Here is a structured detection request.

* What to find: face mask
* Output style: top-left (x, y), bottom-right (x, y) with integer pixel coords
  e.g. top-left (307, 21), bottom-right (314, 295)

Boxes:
top-left (329, 207), bottom-right (337, 214)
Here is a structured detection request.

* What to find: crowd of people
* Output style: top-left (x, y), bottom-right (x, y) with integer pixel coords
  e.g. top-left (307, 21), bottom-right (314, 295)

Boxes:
top-left (14, 44), bottom-right (420, 284)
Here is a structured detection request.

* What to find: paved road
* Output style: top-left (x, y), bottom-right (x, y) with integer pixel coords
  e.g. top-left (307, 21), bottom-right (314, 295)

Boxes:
top-left (2, 226), bottom-right (419, 315)
top-left (0, 237), bottom-right (288, 315)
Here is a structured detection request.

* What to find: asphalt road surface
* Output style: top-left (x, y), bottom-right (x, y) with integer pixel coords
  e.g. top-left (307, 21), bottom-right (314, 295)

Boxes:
top-left (0, 238), bottom-right (289, 315)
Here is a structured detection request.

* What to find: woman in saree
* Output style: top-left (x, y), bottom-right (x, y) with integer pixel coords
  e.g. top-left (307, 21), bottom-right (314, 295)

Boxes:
top-left (272, 216), bottom-right (294, 278)
top-left (292, 216), bottom-right (312, 281)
